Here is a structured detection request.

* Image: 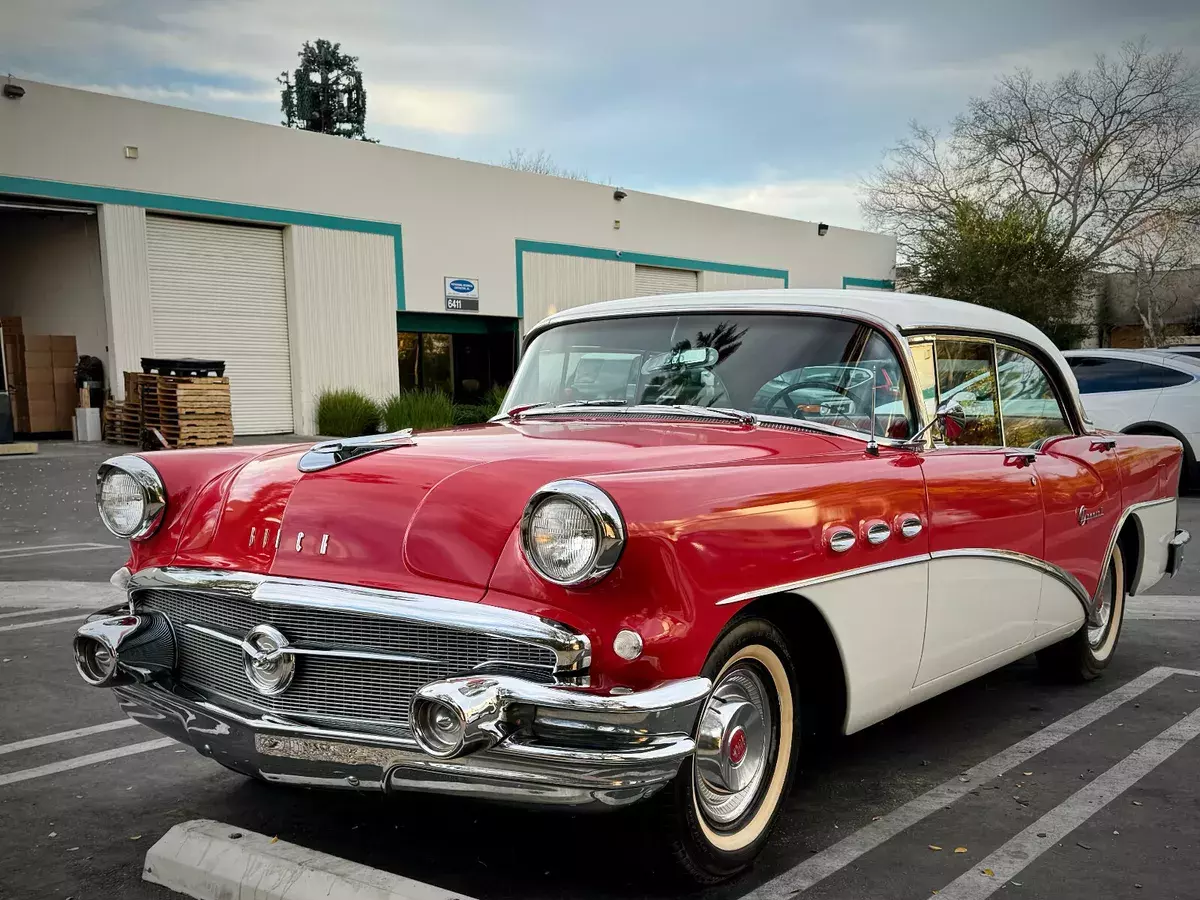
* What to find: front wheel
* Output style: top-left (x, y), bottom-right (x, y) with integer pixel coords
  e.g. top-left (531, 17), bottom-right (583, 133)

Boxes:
top-left (1038, 545), bottom-right (1126, 681)
top-left (657, 618), bottom-right (798, 883)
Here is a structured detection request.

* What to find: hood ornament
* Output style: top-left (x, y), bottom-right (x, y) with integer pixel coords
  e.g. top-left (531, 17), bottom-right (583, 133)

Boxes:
top-left (298, 429), bottom-right (416, 473)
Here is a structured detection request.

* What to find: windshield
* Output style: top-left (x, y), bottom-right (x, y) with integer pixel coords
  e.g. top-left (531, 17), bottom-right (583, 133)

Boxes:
top-left (506, 313), bottom-right (917, 438)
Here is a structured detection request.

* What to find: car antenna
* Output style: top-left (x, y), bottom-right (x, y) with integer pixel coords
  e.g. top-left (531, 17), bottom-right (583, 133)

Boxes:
top-left (865, 393), bottom-right (879, 456)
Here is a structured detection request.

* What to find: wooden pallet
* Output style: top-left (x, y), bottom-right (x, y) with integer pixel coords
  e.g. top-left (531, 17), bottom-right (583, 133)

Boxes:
top-left (132, 373), bottom-right (233, 449)
top-left (103, 400), bottom-right (142, 445)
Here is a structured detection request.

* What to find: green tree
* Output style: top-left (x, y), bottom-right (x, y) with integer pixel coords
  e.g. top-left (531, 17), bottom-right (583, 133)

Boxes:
top-left (279, 39), bottom-right (374, 141)
top-left (906, 200), bottom-right (1090, 347)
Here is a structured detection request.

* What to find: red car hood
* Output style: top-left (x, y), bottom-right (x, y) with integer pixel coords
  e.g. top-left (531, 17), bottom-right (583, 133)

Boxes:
top-left (168, 420), bottom-right (850, 598)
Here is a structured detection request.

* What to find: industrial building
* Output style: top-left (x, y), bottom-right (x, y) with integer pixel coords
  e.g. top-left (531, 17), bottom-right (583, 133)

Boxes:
top-left (0, 79), bottom-right (897, 435)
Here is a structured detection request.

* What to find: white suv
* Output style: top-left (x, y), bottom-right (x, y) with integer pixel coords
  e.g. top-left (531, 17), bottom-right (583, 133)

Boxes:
top-left (1063, 348), bottom-right (1200, 490)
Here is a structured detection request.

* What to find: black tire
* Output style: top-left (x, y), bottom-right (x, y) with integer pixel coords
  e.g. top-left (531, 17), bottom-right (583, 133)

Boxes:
top-left (1038, 545), bottom-right (1126, 681)
top-left (656, 618), bottom-right (799, 884)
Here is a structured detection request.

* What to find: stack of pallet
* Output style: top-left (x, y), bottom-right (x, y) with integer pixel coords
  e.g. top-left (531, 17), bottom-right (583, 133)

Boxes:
top-left (138, 373), bottom-right (233, 448)
top-left (102, 400), bottom-right (143, 445)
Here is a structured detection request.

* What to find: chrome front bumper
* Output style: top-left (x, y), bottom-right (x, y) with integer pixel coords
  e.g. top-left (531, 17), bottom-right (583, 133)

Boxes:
top-left (112, 676), bottom-right (709, 809)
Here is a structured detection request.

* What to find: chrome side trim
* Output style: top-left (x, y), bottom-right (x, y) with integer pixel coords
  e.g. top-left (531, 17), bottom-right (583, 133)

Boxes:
top-left (1096, 497), bottom-right (1177, 600)
top-left (130, 567), bottom-right (592, 678)
top-left (716, 554), bottom-right (928, 606)
top-left (929, 548), bottom-right (1089, 605)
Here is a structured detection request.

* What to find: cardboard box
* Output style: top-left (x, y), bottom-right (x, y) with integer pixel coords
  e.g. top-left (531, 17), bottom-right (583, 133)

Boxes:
top-left (0, 316), bottom-right (22, 336)
top-left (26, 381), bottom-right (56, 404)
top-left (23, 335), bottom-right (52, 353)
top-left (24, 351), bottom-right (52, 371)
top-left (53, 366), bottom-right (75, 385)
top-left (27, 400), bottom-right (59, 432)
top-left (50, 335), bottom-right (77, 366)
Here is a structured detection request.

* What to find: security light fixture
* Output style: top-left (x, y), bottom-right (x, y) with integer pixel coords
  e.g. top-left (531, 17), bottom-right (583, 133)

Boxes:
top-left (817, 222), bottom-right (829, 237)
top-left (613, 188), bottom-right (627, 201)
top-left (2, 83), bottom-right (24, 100)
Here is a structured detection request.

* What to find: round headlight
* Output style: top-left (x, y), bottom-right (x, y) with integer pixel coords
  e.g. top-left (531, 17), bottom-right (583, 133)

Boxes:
top-left (520, 480), bottom-right (625, 587)
top-left (96, 456), bottom-right (167, 540)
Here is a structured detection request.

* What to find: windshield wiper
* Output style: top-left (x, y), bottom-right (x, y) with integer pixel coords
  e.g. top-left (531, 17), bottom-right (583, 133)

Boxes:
top-left (496, 399), bottom-right (627, 422)
top-left (635, 404), bottom-right (757, 427)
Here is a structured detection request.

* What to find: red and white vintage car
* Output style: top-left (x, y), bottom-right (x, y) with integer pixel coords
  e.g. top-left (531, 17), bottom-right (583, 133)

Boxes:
top-left (76, 289), bottom-right (1189, 881)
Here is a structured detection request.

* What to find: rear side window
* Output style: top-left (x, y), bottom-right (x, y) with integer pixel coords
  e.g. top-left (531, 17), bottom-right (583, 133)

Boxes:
top-left (1068, 357), bottom-right (1148, 393)
top-left (1140, 364), bottom-right (1194, 389)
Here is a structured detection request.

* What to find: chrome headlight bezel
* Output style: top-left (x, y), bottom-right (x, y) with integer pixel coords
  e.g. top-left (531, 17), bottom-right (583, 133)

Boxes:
top-left (519, 480), bottom-right (626, 588)
top-left (96, 455), bottom-right (167, 541)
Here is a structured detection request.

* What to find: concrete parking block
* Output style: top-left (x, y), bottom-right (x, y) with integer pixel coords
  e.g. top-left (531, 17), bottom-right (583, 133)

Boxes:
top-left (144, 819), bottom-right (478, 900)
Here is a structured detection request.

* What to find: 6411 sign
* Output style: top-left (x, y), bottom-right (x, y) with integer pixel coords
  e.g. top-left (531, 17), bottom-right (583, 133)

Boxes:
top-left (445, 277), bottom-right (479, 312)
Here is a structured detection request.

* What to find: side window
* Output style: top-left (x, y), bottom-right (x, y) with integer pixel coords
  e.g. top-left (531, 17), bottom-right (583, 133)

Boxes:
top-left (1140, 363), bottom-right (1193, 389)
top-left (1067, 357), bottom-right (1147, 394)
top-left (935, 339), bottom-right (1002, 446)
top-left (995, 347), bottom-right (1072, 446)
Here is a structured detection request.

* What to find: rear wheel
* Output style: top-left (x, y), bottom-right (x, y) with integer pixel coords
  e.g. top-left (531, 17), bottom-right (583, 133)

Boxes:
top-left (1038, 545), bottom-right (1126, 681)
top-left (658, 619), bottom-right (798, 883)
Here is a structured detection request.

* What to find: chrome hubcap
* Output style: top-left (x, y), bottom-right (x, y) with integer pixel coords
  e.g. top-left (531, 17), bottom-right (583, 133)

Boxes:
top-left (694, 663), bottom-right (774, 826)
top-left (1088, 564), bottom-right (1116, 648)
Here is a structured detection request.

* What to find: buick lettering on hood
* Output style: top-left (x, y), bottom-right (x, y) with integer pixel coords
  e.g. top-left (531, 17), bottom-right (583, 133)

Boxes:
top-left (76, 289), bottom-right (1189, 882)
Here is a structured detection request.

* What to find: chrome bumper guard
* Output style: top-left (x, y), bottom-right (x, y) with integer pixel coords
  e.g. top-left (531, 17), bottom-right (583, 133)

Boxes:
top-left (1167, 528), bottom-right (1190, 578)
top-left (112, 675), bottom-right (709, 809)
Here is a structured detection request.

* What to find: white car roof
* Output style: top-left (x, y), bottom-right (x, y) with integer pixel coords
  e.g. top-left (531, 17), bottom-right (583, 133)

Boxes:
top-left (532, 289), bottom-right (1088, 427)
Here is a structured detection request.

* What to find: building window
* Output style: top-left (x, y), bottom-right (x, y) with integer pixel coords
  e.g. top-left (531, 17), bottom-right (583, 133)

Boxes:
top-left (421, 333), bottom-right (453, 395)
top-left (397, 332), bottom-right (419, 391)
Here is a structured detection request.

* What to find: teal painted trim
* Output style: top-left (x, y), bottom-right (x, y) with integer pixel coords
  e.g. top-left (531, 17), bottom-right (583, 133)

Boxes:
top-left (514, 239), bottom-right (790, 319)
top-left (842, 276), bottom-right (895, 291)
top-left (397, 312), bottom-right (518, 335)
top-left (0, 175), bottom-right (407, 310)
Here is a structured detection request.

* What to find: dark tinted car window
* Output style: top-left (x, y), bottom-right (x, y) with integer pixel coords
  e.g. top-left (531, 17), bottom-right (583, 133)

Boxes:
top-left (1140, 364), bottom-right (1194, 389)
top-left (1067, 357), bottom-right (1147, 393)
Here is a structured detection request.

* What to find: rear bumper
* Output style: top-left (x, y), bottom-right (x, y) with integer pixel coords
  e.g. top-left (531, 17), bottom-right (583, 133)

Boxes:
top-left (110, 676), bottom-right (709, 810)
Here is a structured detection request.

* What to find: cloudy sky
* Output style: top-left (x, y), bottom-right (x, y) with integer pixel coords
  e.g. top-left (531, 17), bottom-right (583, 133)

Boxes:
top-left (4, 1), bottom-right (1199, 229)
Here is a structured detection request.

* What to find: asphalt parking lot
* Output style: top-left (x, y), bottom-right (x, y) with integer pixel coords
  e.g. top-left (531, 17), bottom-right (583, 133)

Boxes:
top-left (2, 442), bottom-right (1199, 900)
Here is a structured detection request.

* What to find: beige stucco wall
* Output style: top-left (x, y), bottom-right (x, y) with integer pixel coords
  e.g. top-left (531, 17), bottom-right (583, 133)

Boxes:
top-left (0, 211), bottom-right (107, 360)
top-left (0, 81), bottom-right (896, 323)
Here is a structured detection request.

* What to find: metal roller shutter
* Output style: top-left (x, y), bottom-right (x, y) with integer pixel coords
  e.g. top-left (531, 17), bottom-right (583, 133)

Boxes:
top-left (634, 265), bottom-right (698, 296)
top-left (146, 216), bottom-right (294, 435)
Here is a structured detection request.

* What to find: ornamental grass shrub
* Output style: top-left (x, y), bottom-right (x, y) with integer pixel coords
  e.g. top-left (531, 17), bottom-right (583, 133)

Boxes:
top-left (382, 389), bottom-right (456, 432)
top-left (314, 389), bottom-right (382, 437)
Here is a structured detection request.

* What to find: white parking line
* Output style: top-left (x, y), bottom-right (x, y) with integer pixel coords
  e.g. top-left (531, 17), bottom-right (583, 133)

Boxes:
top-left (0, 719), bottom-right (137, 756)
top-left (745, 665), bottom-right (1200, 900)
top-left (0, 543), bottom-right (122, 559)
top-left (1126, 595), bottom-right (1200, 620)
top-left (0, 613), bottom-right (88, 632)
top-left (0, 607), bottom-right (85, 620)
top-left (935, 704), bottom-right (1200, 899)
top-left (0, 738), bottom-right (175, 787)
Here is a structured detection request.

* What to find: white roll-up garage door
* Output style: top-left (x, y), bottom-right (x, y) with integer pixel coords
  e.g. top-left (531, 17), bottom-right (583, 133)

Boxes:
top-left (146, 216), bottom-right (294, 435)
top-left (634, 265), bottom-right (698, 296)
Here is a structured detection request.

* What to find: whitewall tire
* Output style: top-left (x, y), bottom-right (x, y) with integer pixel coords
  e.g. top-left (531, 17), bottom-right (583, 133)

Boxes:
top-left (658, 618), bottom-right (798, 883)
top-left (1039, 546), bottom-right (1126, 681)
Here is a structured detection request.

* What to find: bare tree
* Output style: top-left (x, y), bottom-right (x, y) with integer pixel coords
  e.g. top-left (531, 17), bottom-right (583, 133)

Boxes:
top-left (863, 41), bottom-right (1200, 268)
top-left (1112, 214), bottom-right (1200, 346)
top-left (501, 148), bottom-right (589, 181)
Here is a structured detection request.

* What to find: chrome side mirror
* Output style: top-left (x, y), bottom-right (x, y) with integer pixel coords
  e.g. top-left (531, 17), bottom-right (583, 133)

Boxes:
top-left (935, 396), bottom-right (967, 440)
top-left (905, 394), bottom-right (969, 447)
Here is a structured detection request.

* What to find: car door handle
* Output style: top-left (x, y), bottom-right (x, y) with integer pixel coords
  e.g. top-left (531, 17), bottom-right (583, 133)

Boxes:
top-left (1003, 450), bottom-right (1038, 466)
top-left (1090, 438), bottom-right (1118, 451)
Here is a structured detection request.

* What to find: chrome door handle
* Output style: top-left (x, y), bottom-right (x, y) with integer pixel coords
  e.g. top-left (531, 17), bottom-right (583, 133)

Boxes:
top-left (1090, 438), bottom-right (1117, 451)
top-left (1004, 450), bottom-right (1038, 466)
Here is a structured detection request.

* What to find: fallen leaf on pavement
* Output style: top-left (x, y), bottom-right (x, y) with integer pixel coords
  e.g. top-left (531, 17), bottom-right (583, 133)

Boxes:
top-left (270, 836), bottom-right (279, 844)
top-left (982, 869), bottom-right (994, 877)
top-left (1023, 771), bottom-right (1033, 776)
top-left (954, 847), bottom-right (968, 854)
top-left (130, 835), bottom-right (142, 841)
top-left (929, 845), bottom-right (942, 851)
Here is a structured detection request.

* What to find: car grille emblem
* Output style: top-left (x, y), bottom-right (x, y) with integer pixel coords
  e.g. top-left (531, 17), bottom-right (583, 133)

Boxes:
top-left (242, 624), bottom-right (296, 696)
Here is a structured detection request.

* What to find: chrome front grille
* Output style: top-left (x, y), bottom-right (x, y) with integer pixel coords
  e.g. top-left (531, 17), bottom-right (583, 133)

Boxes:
top-left (137, 587), bottom-right (559, 734)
